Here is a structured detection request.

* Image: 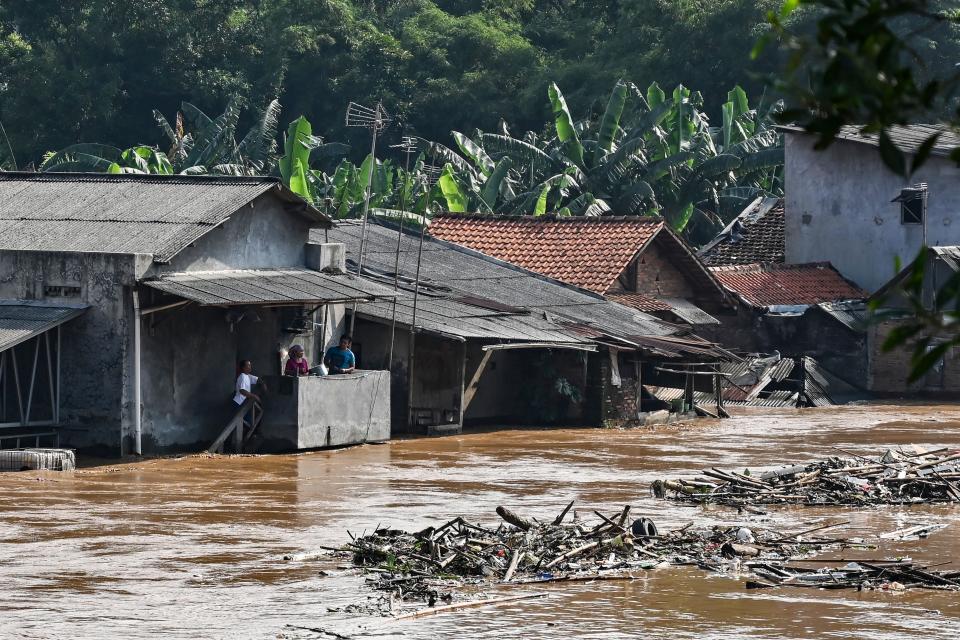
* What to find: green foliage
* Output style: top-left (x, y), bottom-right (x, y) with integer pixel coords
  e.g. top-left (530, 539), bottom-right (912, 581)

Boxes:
top-left (0, 0), bottom-right (789, 167)
top-left (871, 248), bottom-right (960, 383)
top-left (427, 79), bottom-right (783, 237)
top-left (766, 0), bottom-right (960, 175)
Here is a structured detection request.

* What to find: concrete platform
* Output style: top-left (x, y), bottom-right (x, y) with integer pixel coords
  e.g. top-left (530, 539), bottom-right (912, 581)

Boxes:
top-left (258, 371), bottom-right (391, 451)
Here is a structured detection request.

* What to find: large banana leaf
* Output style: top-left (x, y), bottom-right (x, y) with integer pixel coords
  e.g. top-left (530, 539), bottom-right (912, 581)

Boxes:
top-left (418, 138), bottom-right (476, 177)
top-left (41, 143), bottom-right (123, 171)
top-left (596, 80), bottom-right (628, 160)
top-left (548, 82), bottom-right (585, 168)
top-left (452, 131), bottom-right (494, 176)
top-left (614, 181), bottom-right (656, 215)
top-left (437, 164), bottom-right (468, 212)
top-left (237, 99), bottom-right (281, 169)
top-left (534, 183), bottom-right (551, 216)
top-left (183, 98), bottom-right (240, 168)
top-left (737, 147), bottom-right (785, 171)
top-left (42, 151), bottom-right (121, 173)
top-left (279, 116), bottom-right (313, 188)
top-left (696, 154), bottom-right (742, 177)
top-left (480, 157), bottom-right (513, 210)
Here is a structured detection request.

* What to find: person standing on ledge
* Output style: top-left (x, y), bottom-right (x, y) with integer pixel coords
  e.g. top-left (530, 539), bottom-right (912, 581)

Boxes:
top-left (234, 359), bottom-right (267, 406)
top-left (284, 344), bottom-right (310, 377)
top-left (324, 334), bottom-right (356, 374)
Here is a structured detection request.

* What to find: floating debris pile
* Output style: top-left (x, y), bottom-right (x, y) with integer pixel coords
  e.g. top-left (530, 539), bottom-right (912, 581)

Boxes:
top-left (343, 504), bottom-right (867, 616)
top-left (652, 446), bottom-right (960, 507)
top-left (746, 559), bottom-right (960, 591)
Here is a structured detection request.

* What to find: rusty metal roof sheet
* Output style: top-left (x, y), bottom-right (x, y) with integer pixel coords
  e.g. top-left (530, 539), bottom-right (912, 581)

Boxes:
top-left (0, 301), bottom-right (88, 352)
top-left (0, 173), bottom-right (328, 262)
top-left (143, 268), bottom-right (399, 306)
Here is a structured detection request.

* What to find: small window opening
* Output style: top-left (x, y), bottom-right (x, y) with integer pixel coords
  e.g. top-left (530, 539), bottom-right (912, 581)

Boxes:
top-left (895, 183), bottom-right (927, 225)
top-left (44, 285), bottom-right (81, 298)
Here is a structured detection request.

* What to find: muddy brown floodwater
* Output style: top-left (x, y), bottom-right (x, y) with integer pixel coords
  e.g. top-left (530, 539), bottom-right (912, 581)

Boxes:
top-left (3, 404), bottom-right (960, 639)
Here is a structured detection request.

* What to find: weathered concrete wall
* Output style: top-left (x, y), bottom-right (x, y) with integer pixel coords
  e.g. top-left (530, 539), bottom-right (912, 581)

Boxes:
top-left (156, 193), bottom-right (316, 274)
top-left (139, 302), bottom-right (323, 452)
top-left (258, 372), bottom-right (390, 451)
top-left (0, 250), bottom-right (145, 454)
top-left (784, 133), bottom-right (960, 292)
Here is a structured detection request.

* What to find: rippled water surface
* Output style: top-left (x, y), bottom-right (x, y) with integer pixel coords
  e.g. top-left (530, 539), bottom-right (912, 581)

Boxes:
top-left (3, 404), bottom-right (960, 639)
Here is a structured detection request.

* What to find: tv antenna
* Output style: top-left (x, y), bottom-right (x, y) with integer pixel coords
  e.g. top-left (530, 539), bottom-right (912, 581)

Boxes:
top-left (345, 101), bottom-right (391, 334)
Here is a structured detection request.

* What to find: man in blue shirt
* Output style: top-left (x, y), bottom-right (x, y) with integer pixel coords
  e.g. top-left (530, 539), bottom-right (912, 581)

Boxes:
top-left (324, 334), bottom-right (356, 374)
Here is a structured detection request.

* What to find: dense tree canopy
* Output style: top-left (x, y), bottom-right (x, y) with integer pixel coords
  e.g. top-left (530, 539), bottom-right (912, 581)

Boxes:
top-left (0, 0), bottom-right (789, 166)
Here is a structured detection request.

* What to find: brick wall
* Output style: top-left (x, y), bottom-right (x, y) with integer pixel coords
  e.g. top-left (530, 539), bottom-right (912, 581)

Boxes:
top-left (629, 241), bottom-right (696, 298)
top-left (868, 319), bottom-right (960, 393)
top-left (598, 351), bottom-right (641, 425)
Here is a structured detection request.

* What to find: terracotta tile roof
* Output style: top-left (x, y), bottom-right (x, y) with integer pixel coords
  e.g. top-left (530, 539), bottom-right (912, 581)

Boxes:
top-left (606, 292), bottom-right (672, 312)
top-left (699, 198), bottom-right (785, 266)
top-left (428, 214), bottom-right (664, 293)
top-left (710, 262), bottom-right (866, 308)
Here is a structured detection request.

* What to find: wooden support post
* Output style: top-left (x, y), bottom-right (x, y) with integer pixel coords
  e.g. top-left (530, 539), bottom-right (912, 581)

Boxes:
top-left (24, 338), bottom-right (40, 424)
top-left (234, 413), bottom-right (244, 452)
top-left (45, 332), bottom-right (55, 422)
top-left (10, 346), bottom-right (24, 425)
top-left (683, 367), bottom-right (694, 412)
top-left (458, 342), bottom-right (468, 428)
top-left (461, 349), bottom-right (492, 415)
top-left (634, 359), bottom-right (642, 419)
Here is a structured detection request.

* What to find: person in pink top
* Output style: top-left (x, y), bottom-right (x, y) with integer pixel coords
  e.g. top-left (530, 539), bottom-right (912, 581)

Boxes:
top-left (284, 344), bottom-right (310, 377)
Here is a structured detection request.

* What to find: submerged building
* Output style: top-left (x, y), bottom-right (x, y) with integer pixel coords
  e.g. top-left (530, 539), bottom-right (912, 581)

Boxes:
top-left (320, 220), bottom-right (737, 433)
top-left (0, 173), bottom-right (396, 455)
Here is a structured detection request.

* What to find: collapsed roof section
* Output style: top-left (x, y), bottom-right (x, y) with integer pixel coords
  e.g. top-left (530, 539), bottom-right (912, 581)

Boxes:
top-left (699, 197), bottom-right (785, 266)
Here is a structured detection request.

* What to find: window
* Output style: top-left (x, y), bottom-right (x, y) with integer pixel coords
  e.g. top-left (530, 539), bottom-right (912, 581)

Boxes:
top-left (44, 285), bottom-right (81, 298)
top-left (897, 183), bottom-right (927, 225)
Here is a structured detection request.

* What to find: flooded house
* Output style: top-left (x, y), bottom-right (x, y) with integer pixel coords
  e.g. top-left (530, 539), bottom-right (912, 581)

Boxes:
top-left (318, 220), bottom-right (737, 433)
top-left (0, 173), bottom-right (397, 456)
top-left (428, 213), bottom-right (734, 328)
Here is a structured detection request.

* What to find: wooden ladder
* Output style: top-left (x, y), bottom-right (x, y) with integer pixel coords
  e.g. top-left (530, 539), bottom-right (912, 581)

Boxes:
top-left (208, 400), bottom-right (262, 454)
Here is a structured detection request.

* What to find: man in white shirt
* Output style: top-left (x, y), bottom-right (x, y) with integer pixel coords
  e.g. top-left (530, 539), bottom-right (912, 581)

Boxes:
top-left (233, 359), bottom-right (267, 406)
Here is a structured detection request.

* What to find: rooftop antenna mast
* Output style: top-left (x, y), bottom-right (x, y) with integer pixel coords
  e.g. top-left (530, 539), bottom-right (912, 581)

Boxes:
top-left (385, 136), bottom-right (418, 370)
top-left (345, 101), bottom-right (391, 334)
top-left (406, 166), bottom-right (439, 431)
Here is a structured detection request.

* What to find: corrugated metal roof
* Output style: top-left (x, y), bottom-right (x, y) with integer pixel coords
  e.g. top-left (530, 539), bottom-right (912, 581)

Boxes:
top-left (320, 222), bottom-right (737, 359)
top-left (816, 301), bottom-right (868, 332)
top-left (659, 297), bottom-right (720, 325)
top-left (143, 269), bottom-right (399, 306)
top-left (0, 173), bottom-right (328, 262)
top-left (0, 301), bottom-right (88, 352)
top-left (780, 123), bottom-right (960, 158)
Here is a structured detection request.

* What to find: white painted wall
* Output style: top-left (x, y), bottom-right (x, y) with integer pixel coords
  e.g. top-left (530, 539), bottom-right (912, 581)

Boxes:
top-left (784, 133), bottom-right (960, 292)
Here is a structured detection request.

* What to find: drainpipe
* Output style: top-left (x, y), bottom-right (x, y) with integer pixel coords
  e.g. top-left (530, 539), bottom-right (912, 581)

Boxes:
top-left (132, 289), bottom-right (142, 456)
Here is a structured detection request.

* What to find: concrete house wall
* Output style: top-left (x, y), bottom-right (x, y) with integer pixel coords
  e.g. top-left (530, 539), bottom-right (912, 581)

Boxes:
top-left (153, 194), bottom-right (314, 274)
top-left (0, 250), bottom-right (151, 454)
top-left (136, 197), bottom-right (325, 452)
top-left (784, 133), bottom-right (960, 292)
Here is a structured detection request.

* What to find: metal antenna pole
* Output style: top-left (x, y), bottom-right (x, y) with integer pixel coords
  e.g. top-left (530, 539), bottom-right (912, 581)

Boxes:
top-left (407, 216), bottom-right (428, 431)
top-left (345, 101), bottom-right (390, 334)
top-left (386, 136), bottom-right (417, 370)
top-left (405, 170), bottom-right (438, 431)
